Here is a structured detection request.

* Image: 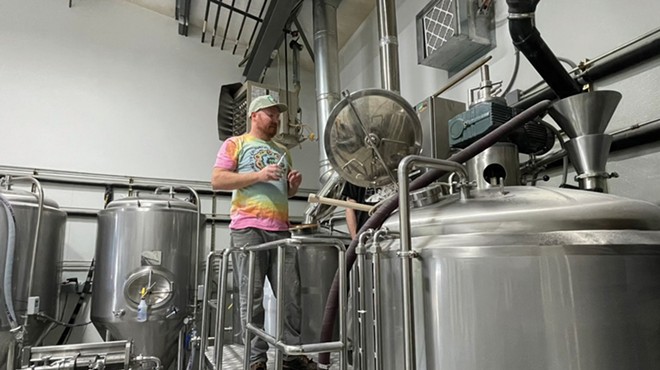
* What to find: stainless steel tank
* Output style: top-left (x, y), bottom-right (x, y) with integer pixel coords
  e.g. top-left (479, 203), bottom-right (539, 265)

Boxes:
top-left (91, 192), bottom-right (204, 369)
top-left (0, 183), bottom-right (66, 346)
top-left (370, 185), bottom-right (660, 370)
top-left (291, 224), bottom-right (351, 343)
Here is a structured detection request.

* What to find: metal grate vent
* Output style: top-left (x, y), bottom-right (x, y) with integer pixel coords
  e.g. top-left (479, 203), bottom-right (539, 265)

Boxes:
top-left (416, 0), bottom-right (495, 74)
top-left (422, 0), bottom-right (455, 57)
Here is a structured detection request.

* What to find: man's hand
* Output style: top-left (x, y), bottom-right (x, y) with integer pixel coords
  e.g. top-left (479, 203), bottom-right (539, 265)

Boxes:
top-left (259, 164), bottom-right (284, 182)
top-left (287, 170), bottom-right (302, 196)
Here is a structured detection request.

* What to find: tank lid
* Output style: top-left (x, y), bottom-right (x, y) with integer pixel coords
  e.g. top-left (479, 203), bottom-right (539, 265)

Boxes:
top-left (384, 186), bottom-right (660, 236)
top-left (105, 193), bottom-right (197, 211)
top-left (324, 88), bottom-right (422, 188)
top-left (0, 189), bottom-right (60, 209)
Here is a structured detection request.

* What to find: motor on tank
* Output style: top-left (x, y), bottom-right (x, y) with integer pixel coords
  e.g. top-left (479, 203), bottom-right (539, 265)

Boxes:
top-left (91, 186), bottom-right (204, 370)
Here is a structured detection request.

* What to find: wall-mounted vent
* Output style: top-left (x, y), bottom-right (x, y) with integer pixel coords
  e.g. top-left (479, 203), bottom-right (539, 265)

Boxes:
top-left (416, 0), bottom-right (495, 74)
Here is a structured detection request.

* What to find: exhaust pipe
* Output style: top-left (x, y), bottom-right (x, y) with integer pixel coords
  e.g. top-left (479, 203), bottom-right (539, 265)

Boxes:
top-left (507, 0), bottom-right (582, 98)
top-left (314, 0), bottom-right (342, 186)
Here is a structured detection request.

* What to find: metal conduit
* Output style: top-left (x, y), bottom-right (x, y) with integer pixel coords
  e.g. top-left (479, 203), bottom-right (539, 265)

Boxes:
top-left (377, 0), bottom-right (401, 93)
top-left (313, 0), bottom-right (342, 186)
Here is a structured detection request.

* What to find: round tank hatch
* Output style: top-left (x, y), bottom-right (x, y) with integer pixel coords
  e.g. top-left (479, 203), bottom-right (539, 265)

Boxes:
top-left (124, 268), bottom-right (174, 309)
top-left (324, 89), bottom-right (422, 188)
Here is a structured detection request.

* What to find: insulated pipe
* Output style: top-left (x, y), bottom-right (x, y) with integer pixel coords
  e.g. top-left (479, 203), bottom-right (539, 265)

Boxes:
top-left (507, 0), bottom-right (582, 98)
top-left (317, 99), bottom-right (552, 366)
top-left (377, 0), bottom-right (400, 92)
top-left (313, 0), bottom-right (342, 186)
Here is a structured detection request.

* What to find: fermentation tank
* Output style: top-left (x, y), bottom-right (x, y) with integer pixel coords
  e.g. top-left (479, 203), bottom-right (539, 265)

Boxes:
top-left (371, 185), bottom-right (660, 369)
top-left (92, 191), bottom-right (204, 369)
top-left (0, 178), bottom-right (66, 346)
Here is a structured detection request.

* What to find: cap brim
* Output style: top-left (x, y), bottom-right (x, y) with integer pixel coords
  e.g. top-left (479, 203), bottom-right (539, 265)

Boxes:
top-left (272, 103), bottom-right (288, 112)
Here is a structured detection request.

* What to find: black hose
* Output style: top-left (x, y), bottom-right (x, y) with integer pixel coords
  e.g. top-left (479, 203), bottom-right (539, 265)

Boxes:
top-left (577, 36), bottom-right (660, 85)
top-left (507, 0), bottom-right (582, 98)
top-left (317, 99), bottom-right (552, 365)
top-left (514, 34), bottom-right (660, 110)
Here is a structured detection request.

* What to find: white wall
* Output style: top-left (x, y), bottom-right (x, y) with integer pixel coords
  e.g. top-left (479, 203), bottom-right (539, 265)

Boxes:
top-left (339, 0), bottom-right (660, 203)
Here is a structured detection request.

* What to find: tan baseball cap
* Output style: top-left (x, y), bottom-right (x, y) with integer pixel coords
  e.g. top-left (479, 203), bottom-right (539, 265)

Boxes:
top-left (248, 95), bottom-right (288, 115)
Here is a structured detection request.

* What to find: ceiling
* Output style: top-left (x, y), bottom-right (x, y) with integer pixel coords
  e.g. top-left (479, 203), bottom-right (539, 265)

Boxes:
top-left (127, 0), bottom-right (375, 77)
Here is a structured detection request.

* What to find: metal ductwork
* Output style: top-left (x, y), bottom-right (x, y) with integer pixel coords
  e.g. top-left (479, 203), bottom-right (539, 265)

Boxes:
top-left (314, 0), bottom-right (342, 186)
top-left (377, 0), bottom-right (401, 92)
top-left (507, 0), bottom-right (582, 98)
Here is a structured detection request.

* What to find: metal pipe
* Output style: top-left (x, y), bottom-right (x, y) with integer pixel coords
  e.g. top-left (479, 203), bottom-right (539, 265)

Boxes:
top-left (199, 252), bottom-right (214, 370)
top-left (177, 328), bottom-right (184, 370)
top-left (134, 355), bottom-right (162, 370)
top-left (432, 55), bottom-right (492, 98)
top-left (370, 228), bottom-right (396, 370)
top-left (356, 229), bottom-right (375, 370)
top-left (246, 324), bottom-right (344, 353)
top-left (507, 0), bottom-right (582, 98)
top-left (313, 0), bottom-right (341, 186)
top-left (515, 30), bottom-right (660, 110)
top-left (0, 165), bottom-right (215, 192)
top-left (397, 157), bottom-right (472, 370)
top-left (317, 99), bottom-right (552, 366)
top-left (377, 0), bottom-right (400, 92)
top-left (243, 247), bottom-right (257, 370)
top-left (10, 177), bottom-right (44, 300)
top-left (213, 247), bottom-right (233, 368)
top-left (577, 35), bottom-right (660, 85)
top-left (274, 244), bottom-right (285, 368)
top-left (232, 0), bottom-right (255, 54)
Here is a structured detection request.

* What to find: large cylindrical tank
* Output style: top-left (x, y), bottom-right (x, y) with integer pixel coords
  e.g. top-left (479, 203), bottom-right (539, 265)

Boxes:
top-left (91, 193), bottom-right (204, 369)
top-left (292, 225), bottom-right (350, 343)
top-left (0, 187), bottom-right (66, 345)
top-left (371, 186), bottom-right (660, 370)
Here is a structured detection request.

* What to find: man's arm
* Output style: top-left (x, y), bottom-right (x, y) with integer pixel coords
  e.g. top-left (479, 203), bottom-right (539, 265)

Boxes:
top-left (212, 165), bottom-right (283, 191)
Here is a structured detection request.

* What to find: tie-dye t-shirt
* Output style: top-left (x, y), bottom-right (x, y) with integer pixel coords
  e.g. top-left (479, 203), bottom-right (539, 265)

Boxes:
top-left (214, 133), bottom-right (292, 231)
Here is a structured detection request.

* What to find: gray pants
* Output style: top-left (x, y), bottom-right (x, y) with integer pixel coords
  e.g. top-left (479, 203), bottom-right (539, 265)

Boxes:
top-left (231, 228), bottom-right (302, 365)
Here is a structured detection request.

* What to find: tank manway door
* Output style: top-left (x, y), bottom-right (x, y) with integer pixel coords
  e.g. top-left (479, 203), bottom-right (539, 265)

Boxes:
top-left (124, 268), bottom-right (174, 309)
top-left (324, 88), bottom-right (423, 188)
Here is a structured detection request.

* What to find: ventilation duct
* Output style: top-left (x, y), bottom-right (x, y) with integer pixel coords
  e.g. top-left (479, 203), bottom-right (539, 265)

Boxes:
top-left (416, 0), bottom-right (495, 74)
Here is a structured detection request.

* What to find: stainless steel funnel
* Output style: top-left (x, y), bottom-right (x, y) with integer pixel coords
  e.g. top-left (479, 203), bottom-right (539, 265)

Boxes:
top-left (549, 91), bottom-right (622, 192)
